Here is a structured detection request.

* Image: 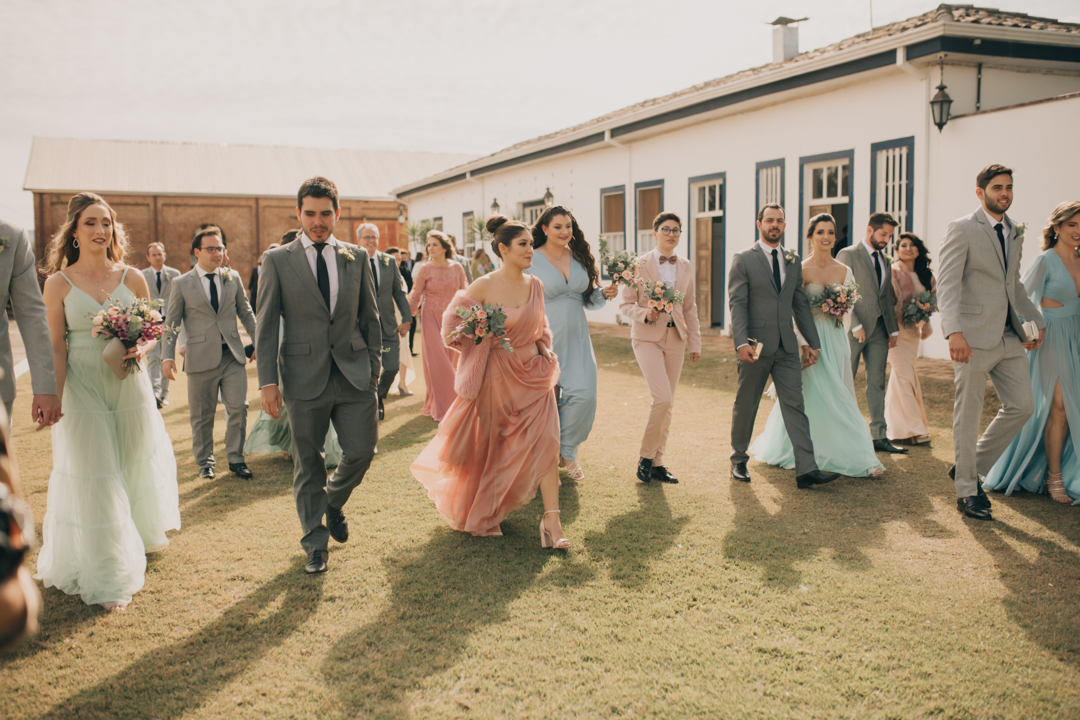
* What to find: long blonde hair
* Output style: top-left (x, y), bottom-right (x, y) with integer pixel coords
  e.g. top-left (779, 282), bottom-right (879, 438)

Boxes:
top-left (43, 192), bottom-right (129, 275)
top-left (1043, 201), bottom-right (1080, 250)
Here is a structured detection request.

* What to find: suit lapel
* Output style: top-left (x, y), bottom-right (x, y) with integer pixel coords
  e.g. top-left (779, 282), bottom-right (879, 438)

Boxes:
top-left (189, 270), bottom-right (216, 314)
top-left (287, 242), bottom-right (331, 313)
top-left (332, 244), bottom-right (353, 321)
top-left (753, 245), bottom-right (780, 296)
top-left (975, 211), bottom-right (1007, 274)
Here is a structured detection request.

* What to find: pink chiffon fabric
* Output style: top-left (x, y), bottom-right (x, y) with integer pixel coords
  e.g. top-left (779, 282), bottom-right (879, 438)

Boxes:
top-left (408, 262), bottom-right (468, 421)
top-left (885, 268), bottom-right (936, 442)
top-left (411, 278), bottom-right (561, 536)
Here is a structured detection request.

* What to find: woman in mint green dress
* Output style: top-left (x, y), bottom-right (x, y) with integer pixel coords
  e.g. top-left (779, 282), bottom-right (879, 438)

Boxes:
top-left (35, 193), bottom-right (180, 612)
top-left (526, 206), bottom-right (619, 480)
top-left (985, 201), bottom-right (1080, 504)
top-left (749, 214), bottom-right (884, 477)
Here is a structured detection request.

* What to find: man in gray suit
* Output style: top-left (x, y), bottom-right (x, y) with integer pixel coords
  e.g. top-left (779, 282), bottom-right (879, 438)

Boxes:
top-left (837, 212), bottom-right (906, 455)
top-left (939, 164), bottom-right (1044, 520)
top-left (728, 204), bottom-right (839, 489)
top-left (141, 242), bottom-right (181, 408)
top-left (0, 218), bottom-right (60, 430)
top-left (448, 234), bottom-right (473, 283)
top-left (355, 223), bottom-right (411, 421)
top-left (162, 226), bottom-right (257, 480)
top-left (256, 177), bottom-right (381, 575)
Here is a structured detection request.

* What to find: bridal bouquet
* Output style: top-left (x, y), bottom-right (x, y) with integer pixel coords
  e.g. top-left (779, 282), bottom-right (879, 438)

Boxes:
top-left (89, 297), bottom-right (171, 378)
top-left (901, 290), bottom-right (937, 328)
top-left (598, 234), bottom-right (641, 288)
top-left (448, 302), bottom-right (513, 353)
top-left (809, 281), bottom-right (860, 327)
top-left (641, 280), bottom-right (685, 325)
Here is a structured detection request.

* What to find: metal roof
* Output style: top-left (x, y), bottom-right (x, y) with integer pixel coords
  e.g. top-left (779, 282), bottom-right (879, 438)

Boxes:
top-left (23, 137), bottom-right (477, 200)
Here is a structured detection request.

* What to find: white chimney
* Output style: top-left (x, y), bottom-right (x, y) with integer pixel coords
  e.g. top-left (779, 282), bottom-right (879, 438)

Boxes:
top-left (770, 17), bottom-right (807, 64)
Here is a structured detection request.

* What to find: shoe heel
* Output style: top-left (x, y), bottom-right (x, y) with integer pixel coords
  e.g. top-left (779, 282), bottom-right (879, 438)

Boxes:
top-left (539, 518), bottom-right (552, 548)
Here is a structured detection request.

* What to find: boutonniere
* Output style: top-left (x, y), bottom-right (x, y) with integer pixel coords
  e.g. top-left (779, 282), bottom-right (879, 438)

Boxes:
top-left (0, 236), bottom-right (10, 254)
top-left (1015, 222), bottom-right (1027, 242)
top-left (380, 254), bottom-right (391, 266)
top-left (881, 252), bottom-right (895, 264)
top-left (220, 267), bottom-right (234, 282)
top-left (784, 248), bottom-right (799, 265)
top-left (338, 246), bottom-right (355, 263)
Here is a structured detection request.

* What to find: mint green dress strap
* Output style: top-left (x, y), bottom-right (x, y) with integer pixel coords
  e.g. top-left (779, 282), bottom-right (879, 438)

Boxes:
top-left (57, 271), bottom-right (75, 287)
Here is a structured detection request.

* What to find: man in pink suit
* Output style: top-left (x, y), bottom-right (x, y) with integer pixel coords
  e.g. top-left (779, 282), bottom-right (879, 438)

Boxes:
top-left (619, 212), bottom-right (702, 484)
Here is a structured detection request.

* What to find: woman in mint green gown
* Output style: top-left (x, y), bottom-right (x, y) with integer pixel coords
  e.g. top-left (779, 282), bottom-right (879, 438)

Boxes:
top-left (245, 321), bottom-right (342, 467)
top-left (35, 193), bottom-right (180, 612)
top-left (526, 206), bottom-right (619, 480)
top-left (749, 214), bottom-right (884, 477)
top-left (985, 203), bottom-right (1080, 504)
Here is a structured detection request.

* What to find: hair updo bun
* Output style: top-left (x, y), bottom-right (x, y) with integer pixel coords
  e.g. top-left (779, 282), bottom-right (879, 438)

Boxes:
top-left (486, 214), bottom-right (529, 259)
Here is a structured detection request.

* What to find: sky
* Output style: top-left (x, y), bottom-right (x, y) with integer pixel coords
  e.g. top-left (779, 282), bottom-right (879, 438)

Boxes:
top-left (2, 0), bottom-right (1078, 229)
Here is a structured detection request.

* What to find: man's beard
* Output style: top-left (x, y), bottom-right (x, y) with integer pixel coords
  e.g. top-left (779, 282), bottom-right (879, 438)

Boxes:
top-left (985, 196), bottom-right (1010, 215)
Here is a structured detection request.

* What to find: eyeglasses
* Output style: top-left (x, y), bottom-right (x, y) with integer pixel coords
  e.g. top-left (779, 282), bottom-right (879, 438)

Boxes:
top-left (199, 247), bottom-right (225, 254)
top-left (658, 227), bottom-right (682, 237)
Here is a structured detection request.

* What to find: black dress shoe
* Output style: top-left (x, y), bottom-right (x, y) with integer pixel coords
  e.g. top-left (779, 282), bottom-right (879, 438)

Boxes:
top-left (327, 505), bottom-right (349, 543)
top-left (731, 461), bottom-right (751, 482)
top-left (796, 470), bottom-right (841, 489)
top-left (229, 462), bottom-right (253, 479)
top-left (378, 397), bottom-right (385, 421)
top-left (948, 465), bottom-right (991, 507)
top-left (198, 466), bottom-right (215, 479)
top-left (651, 466), bottom-right (678, 484)
top-left (304, 549), bottom-right (328, 575)
top-left (873, 439), bottom-right (908, 454)
top-left (636, 457), bottom-right (652, 483)
top-left (155, 396), bottom-right (164, 409)
top-left (957, 496), bottom-right (993, 521)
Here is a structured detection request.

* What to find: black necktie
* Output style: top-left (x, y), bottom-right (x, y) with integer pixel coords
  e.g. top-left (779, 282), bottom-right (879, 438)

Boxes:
top-left (771, 249), bottom-right (782, 292)
top-left (995, 223), bottom-right (1007, 267)
top-left (313, 243), bottom-right (331, 310)
top-left (872, 251), bottom-right (883, 288)
top-left (370, 257), bottom-right (379, 291)
top-left (206, 273), bottom-right (219, 313)
top-left (156, 271), bottom-right (162, 293)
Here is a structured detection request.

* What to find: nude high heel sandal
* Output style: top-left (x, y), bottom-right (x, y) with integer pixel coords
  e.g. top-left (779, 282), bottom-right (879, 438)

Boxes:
top-left (1046, 471), bottom-right (1074, 504)
top-left (540, 510), bottom-right (571, 549)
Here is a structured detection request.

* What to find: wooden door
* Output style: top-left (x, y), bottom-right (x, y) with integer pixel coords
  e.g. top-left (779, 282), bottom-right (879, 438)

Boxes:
top-left (710, 217), bottom-right (725, 327)
top-left (695, 217), bottom-right (712, 327)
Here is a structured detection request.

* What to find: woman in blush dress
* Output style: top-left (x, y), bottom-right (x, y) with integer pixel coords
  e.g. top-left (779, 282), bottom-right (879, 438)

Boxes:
top-left (985, 201), bottom-right (1080, 505)
top-left (411, 215), bottom-right (569, 549)
top-left (885, 233), bottom-right (937, 445)
top-left (408, 230), bottom-right (468, 421)
top-left (526, 206), bottom-right (619, 480)
top-left (749, 214), bottom-right (884, 478)
top-left (35, 193), bottom-right (180, 612)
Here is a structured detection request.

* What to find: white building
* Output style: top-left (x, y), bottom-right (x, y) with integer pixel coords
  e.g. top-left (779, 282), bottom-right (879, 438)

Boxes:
top-left (394, 5), bottom-right (1080, 359)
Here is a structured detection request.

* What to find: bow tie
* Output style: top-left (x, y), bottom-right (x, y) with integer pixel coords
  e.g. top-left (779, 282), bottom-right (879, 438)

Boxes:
top-left (658, 254), bottom-right (674, 264)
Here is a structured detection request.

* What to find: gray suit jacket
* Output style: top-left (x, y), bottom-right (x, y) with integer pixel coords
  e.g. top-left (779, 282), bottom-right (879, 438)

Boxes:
top-left (728, 244), bottom-right (819, 356)
top-left (161, 268), bottom-right (256, 373)
top-left (938, 209), bottom-right (1044, 350)
top-left (836, 243), bottom-right (900, 336)
top-left (372, 252), bottom-right (411, 340)
top-left (0, 219), bottom-right (56, 401)
top-left (255, 238), bottom-right (381, 401)
top-left (454, 254), bottom-right (473, 283)
top-left (141, 265), bottom-right (181, 307)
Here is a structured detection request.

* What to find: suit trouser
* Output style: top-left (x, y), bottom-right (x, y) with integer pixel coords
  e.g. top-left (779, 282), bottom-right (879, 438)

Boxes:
top-left (187, 352), bottom-right (248, 468)
top-left (148, 342), bottom-right (171, 400)
top-left (633, 327), bottom-right (685, 464)
top-left (952, 331), bottom-right (1033, 498)
top-left (286, 362), bottom-right (378, 555)
top-left (731, 347), bottom-right (818, 477)
top-left (850, 317), bottom-right (890, 440)
top-left (377, 336), bottom-right (400, 399)
top-left (4, 400), bottom-right (12, 431)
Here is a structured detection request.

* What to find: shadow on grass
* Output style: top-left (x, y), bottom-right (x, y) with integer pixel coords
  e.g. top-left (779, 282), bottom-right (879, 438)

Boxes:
top-left (967, 519), bottom-right (1080, 670)
top-left (584, 483), bottom-right (690, 589)
top-left (723, 450), bottom-right (957, 589)
top-left (38, 560), bottom-right (322, 720)
top-left (377, 413), bottom-right (440, 455)
top-left (322, 480), bottom-right (586, 718)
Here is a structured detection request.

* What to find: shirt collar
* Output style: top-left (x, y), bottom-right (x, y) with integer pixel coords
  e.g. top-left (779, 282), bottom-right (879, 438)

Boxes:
top-left (300, 231), bottom-right (339, 250)
top-left (757, 240), bottom-right (782, 255)
top-left (654, 248), bottom-right (677, 261)
top-left (981, 208), bottom-right (1009, 233)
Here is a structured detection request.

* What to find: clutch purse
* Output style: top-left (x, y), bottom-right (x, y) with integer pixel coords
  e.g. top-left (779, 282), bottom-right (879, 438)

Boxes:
top-left (102, 337), bottom-right (132, 380)
top-left (1021, 320), bottom-right (1039, 342)
top-left (746, 338), bottom-right (764, 361)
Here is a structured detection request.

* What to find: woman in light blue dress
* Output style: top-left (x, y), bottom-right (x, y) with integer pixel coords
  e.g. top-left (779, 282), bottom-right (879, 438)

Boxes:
top-left (749, 214), bottom-right (884, 478)
top-left (985, 201), bottom-right (1080, 504)
top-left (526, 206), bottom-right (618, 480)
top-left (36, 193), bottom-right (180, 612)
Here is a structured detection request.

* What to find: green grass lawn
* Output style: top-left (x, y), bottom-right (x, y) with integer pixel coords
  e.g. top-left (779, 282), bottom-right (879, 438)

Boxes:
top-left (2, 335), bottom-right (1079, 719)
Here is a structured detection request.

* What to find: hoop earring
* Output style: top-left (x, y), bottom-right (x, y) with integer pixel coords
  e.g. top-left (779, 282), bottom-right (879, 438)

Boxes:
top-left (73, 238), bottom-right (79, 249)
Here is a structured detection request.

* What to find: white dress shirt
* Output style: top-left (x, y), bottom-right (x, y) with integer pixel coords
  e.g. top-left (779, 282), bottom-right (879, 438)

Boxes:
top-left (654, 249), bottom-right (678, 287)
top-left (300, 232), bottom-right (340, 313)
top-left (758, 240), bottom-right (786, 286)
top-left (982, 208), bottom-right (1012, 259)
top-left (198, 266), bottom-right (223, 307)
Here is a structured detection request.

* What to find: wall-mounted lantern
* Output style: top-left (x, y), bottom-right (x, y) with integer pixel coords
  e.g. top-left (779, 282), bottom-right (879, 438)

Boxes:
top-left (490, 198), bottom-right (500, 215)
top-left (930, 54), bottom-right (953, 132)
top-left (543, 187), bottom-right (554, 206)
top-left (397, 204), bottom-right (406, 224)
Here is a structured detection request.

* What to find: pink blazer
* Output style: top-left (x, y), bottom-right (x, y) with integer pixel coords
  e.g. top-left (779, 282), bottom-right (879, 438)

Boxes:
top-left (619, 251), bottom-right (702, 354)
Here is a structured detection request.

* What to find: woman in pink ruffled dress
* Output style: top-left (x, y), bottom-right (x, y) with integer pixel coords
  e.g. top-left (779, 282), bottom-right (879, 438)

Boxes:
top-left (408, 231), bottom-right (468, 421)
top-left (411, 215), bottom-right (570, 549)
